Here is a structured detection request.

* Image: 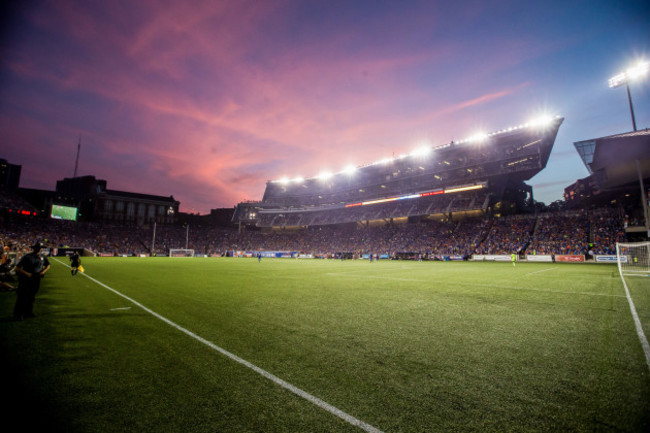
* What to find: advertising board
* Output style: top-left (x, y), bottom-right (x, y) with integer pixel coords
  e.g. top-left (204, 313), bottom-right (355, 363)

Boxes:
top-left (526, 255), bottom-right (553, 262)
top-left (555, 255), bottom-right (584, 262)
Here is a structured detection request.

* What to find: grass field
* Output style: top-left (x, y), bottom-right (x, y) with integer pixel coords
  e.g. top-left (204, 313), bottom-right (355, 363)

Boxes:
top-left (1, 257), bottom-right (649, 432)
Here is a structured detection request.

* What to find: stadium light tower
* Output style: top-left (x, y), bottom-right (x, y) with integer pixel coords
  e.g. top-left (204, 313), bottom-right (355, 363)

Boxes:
top-left (608, 60), bottom-right (649, 131)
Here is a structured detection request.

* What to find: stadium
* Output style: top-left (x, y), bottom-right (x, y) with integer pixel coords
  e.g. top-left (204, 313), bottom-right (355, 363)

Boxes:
top-left (233, 116), bottom-right (564, 230)
top-left (2, 109), bottom-right (650, 432)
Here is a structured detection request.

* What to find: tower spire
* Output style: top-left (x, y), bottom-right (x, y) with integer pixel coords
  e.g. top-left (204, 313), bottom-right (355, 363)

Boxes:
top-left (73, 135), bottom-right (81, 177)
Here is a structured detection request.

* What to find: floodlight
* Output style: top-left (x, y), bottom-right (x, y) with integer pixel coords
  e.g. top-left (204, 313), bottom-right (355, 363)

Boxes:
top-left (467, 132), bottom-right (488, 143)
top-left (609, 60), bottom-right (649, 88)
top-left (343, 164), bottom-right (356, 175)
top-left (609, 60), bottom-right (649, 131)
top-left (608, 72), bottom-right (626, 88)
top-left (527, 115), bottom-right (554, 128)
top-left (318, 170), bottom-right (333, 181)
top-left (410, 145), bottom-right (432, 157)
top-left (292, 176), bottom-right (304, 183)
top-left (278, 177), bottom-right (290, 185)
top-left (627, 61), bottom-right (649, 80)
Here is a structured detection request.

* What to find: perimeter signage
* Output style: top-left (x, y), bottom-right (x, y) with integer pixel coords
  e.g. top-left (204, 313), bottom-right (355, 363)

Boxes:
top-left (555, 255), bottom-right (585, 262)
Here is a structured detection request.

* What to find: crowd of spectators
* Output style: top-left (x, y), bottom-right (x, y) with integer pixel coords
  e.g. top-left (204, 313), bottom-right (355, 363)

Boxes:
top-left (528, 210), bottom-right (591, 255)
top-left (474, 215), bottom-right (536, 255)
top-left (589, 208), bottom-right (626, 255)
top-left (0, 206), bottom-right (629, 259)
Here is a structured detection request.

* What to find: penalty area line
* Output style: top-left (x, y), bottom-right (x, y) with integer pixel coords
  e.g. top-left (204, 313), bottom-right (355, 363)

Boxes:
top-left (51, 259), bottom-right (383, 433)
top-left (524, 267), bottom-right (558, 276)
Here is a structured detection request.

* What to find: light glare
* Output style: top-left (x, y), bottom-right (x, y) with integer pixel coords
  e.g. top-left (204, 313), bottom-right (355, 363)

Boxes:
top-left (318, 170), bottom-right (332, 181)
top-left (609, 60), bottom-right (649, 88)
top-left (467, 132), bottom-right (488, 143)
top-left (410, 145), bottom-right (432, 157)
top-left (528, 115), bottom-right (554, 128)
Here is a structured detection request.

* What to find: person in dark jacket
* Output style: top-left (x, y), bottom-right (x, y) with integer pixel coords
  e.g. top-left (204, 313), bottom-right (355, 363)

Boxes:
top-left (13, 241), bottom-right (50, 320)
top-left (70, 251), bottom-right (81, 276)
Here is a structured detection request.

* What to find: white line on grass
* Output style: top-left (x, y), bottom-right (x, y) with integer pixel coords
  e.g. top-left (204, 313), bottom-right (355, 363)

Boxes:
top-left (472, 283), bottom-right (626, 298)
top-left (325, 271), bottom-right (625, 298)
top-left (326, 272), bottom-right (426, 282)
top-left (617, 273), bottom-right (650, 372)
top-left (524, 267), bottom-right (558, 276)
top-left (52, 259), bottom-right (383, 433)
top-left (110, 307), bottom-right (132, 311)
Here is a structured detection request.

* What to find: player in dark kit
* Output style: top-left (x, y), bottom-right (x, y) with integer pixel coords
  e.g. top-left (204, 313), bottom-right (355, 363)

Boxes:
top-left (13, 241), bottom-right (50, 320)
top-left (70, 251), bottom-right (81, 276)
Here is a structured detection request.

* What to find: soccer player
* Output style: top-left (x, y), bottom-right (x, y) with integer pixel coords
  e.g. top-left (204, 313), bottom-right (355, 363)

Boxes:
top-left (511, 253), bottom-right (516, 267)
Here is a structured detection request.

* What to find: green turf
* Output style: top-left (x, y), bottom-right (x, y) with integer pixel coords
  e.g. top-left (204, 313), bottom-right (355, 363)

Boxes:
top-left (1, 258), bottom-right (649, 432)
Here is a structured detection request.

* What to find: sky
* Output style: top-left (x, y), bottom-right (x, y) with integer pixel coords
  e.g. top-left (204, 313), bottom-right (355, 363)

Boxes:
top-left (1, 0), bottom-right (649, 214)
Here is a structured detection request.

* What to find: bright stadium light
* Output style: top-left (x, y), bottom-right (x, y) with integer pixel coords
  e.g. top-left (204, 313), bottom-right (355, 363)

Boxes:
top-left (292, 176), bottom-right (304, 183)
top-left (343, 164), bottom-right (357, 176)
top-left (410, 145), bottom-right (432, 157)
top-left (317, 170), bottom-right (333, 181)
top-left (527, 114), bottom-right (555, 128)
top-left (467, 132), bottom-right (488, 143)
top-left (278, 177), bottom-right (290, 185)
top-left (609, 60), bottom-right (649, 131)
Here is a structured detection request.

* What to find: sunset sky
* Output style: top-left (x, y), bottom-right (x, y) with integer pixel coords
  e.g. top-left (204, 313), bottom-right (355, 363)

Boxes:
top-left (1, 0), bottom-right (649, 214)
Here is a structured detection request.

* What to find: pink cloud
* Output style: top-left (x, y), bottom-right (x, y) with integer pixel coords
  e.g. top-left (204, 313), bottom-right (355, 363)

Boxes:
top-left (2, 1), bottom-right (558, 213)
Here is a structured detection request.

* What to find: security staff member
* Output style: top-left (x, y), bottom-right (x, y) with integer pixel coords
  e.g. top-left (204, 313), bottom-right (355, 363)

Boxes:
top-left (14, 241), bottom-right (50, 320)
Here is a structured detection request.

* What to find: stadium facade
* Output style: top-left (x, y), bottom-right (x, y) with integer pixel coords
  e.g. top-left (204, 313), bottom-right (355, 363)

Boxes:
top-left (233, 117), bottom-right (564, 228)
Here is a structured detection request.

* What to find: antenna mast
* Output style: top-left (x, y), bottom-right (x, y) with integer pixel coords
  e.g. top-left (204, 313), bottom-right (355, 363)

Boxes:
top-left (73, 135), bottom-right (81, 177)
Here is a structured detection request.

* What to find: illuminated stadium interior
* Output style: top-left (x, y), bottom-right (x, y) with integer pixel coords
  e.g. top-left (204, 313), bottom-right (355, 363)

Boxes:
top-left (233, 116), bottom-right (564, 228)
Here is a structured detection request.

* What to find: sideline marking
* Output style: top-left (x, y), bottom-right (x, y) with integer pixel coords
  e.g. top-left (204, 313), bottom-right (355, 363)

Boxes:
top-left (110, 307), bottom-right (132, 311)
top-left (524, 267), bottom-right (558, 276)
top-left (52, 259), bottom-right (383, 433)
top-left (617, 272), bottom-right (650, 372)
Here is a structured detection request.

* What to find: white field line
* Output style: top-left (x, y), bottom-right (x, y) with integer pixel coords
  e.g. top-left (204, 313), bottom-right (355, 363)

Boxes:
top-left (326, 272), bottom-right (426, 282)
top-left (618, 273), bottom-right (650, 372)
top-left (472, 283), bottom-right (625, 298)
top-left (52, 259), bottom-right (383, 433)
top-left (326, 271), bottom-right (624, 298)
top-left (109, 307), bottom-right (132, 311)
top-left (524, 267), bottom-right (558, 276)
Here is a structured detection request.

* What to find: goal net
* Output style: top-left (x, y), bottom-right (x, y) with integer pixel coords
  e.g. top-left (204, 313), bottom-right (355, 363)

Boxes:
top-left (616, 241), bottom-right (650, 276)
top-left (169, 248), bottom-right (195, 258)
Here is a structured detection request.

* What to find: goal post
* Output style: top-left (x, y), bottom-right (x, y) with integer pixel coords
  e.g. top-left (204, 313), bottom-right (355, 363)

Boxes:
top-left (169, 248), bottom-right (195, 258)
top-left (616, 241), bottom-right (650, 276)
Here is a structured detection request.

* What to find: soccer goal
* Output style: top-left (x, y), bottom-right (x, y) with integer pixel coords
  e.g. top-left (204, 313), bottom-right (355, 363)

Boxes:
top-left (616, 241), bottom-right (650, 277)
top-left (169, 248), bottom-right (195, 258)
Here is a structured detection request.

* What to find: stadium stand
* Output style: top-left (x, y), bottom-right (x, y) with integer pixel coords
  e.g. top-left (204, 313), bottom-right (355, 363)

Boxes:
top-left (233, 117), bottom-right (564, 228)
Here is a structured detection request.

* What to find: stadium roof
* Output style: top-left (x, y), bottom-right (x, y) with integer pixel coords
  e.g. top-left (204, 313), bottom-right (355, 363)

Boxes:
top-left (574, 128), bottom-right (650, 188)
